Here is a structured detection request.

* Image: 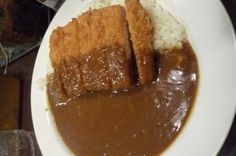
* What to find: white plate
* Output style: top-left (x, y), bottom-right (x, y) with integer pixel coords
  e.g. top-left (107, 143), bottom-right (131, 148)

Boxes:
top-left (31, 0), bottom-right (236, 155)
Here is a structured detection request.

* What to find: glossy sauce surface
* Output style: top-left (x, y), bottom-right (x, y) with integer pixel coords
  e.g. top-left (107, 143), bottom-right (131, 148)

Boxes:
top-left (48, 42), bottom-right (198, 156)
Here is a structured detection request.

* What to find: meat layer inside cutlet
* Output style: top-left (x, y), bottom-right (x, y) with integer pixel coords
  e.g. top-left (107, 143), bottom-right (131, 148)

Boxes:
top-left (50, 5), bottom-right (132, 96)
top-left (125, 0), bottom-right (155, 85)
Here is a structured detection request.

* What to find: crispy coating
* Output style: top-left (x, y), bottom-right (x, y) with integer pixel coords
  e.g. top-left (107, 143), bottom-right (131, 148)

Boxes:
top-left (77, 5), bottom-right (132, 90)
top-left (50, 19), bottom-right (86, 96)
top-left (50, 5), bottom-right (131, 66)
top-left (50, 19), bottom-right (79, 67)
top-left (125, 0), bottom-right (155, 84)
top-left (49, 5), bottom-right (132, 95)
top-left (76, 5), bottom-right (131, 58)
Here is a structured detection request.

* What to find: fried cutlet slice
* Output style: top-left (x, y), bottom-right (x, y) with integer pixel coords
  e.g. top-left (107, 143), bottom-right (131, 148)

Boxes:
top-left (125, 0), bottom-right (155, 85)
top-left (50, 5), bottom-right (132, 95)
top-left (105, 45), bottom-right (131, 89)
top-left (50, 27), bottom-right (64, 67)
top-left (50, 70), bottom-right (68, 102)
top-left (50, 19), bottom-right (85, 96)
top-left (79, 49), bottom-right (111, 91)
top-left (76, 5), bottom-right (132, 90)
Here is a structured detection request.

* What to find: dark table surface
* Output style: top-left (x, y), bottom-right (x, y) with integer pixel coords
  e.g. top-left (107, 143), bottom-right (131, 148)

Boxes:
top-left (2, 0), bottom-right (236, 155)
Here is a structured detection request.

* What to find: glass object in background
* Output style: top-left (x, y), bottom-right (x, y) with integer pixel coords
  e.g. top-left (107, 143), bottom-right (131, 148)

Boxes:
top-left (36, 0), bottom-right (65, 10)
top-left (0, 130), bottom-right (42, 156)
top-left (0, 1), bottom-right (56, 156)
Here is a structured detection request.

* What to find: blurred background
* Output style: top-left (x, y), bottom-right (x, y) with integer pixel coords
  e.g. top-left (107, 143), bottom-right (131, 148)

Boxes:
top-left (0, 0), bottom-right (235, 155)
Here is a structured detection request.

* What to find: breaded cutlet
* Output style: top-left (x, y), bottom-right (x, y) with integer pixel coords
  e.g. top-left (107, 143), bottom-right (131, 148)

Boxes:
top-left (125, 0), bottom-right (155, 85)
top-left (50, 19), bottom-right (86, 96)
top-left (77, 5), bottom-right (132, 90)
top-left (49, 5), bottom-right (132, 96)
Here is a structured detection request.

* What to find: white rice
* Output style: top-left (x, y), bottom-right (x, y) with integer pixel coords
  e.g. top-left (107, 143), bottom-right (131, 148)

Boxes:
top-left (88, 0), bottom-right (187, 51)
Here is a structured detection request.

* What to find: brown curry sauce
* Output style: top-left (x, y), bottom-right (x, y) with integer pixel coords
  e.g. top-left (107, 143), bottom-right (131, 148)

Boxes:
top-left (47, 42), bottom-right (198, 156)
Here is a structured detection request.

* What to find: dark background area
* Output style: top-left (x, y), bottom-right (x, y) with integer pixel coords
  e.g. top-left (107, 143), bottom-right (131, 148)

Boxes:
top-left (222, 0), bottom-right (236, 29)
top-left (218, 0), bottom-right (236, 155)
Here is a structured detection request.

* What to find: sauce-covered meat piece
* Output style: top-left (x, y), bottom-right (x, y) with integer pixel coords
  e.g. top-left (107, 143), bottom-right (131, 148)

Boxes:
top-left (125, 0), bottom-right (155, 84)
top-left (48, 42), bottom-right (199, 156)
top-left (49, 5), bottom-right (132, 96)
top-left (50, 19), bottom-right (85, 97)
top-left (77, 6), bottom-right (132, 91)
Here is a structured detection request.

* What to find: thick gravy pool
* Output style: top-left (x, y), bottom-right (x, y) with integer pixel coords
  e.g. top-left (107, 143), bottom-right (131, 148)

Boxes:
top-left (47, 42), bottom-right (198, 156)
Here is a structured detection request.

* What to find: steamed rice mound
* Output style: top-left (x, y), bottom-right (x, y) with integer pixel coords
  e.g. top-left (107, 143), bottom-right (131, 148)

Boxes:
top-left (88, 0), bottom-right (187, 52)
